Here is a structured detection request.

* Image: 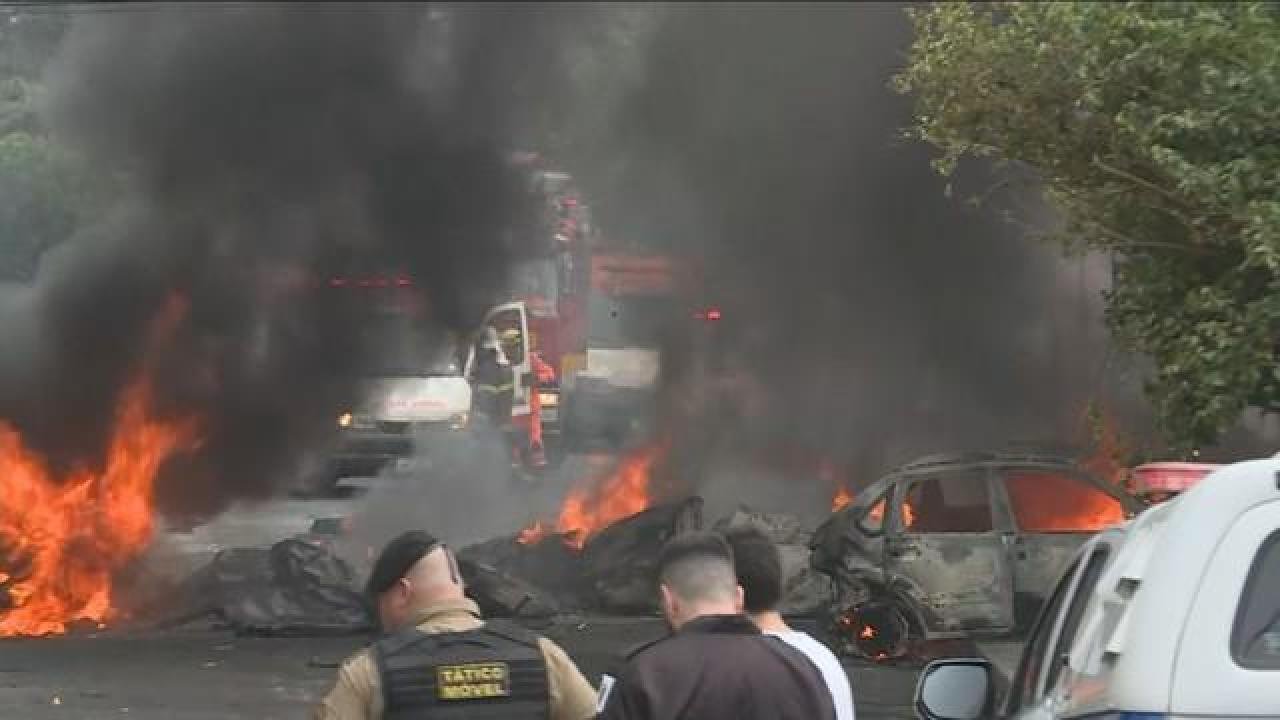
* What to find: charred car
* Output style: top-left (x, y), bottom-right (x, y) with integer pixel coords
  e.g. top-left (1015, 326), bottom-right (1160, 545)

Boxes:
top-left (809, 451), bottom-right (1144, 660)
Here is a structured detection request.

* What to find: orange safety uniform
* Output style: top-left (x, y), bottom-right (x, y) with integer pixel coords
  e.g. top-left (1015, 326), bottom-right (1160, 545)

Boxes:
top-left (513, 351), bottom-right (557, 467)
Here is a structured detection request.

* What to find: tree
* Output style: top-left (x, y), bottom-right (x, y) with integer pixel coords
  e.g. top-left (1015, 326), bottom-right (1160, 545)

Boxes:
top-left (0, 9), bottom-right (102, 281)
top-left (894, 2), bottom-right (1280, 450)
top-left (0, 131), bottom-right (100, 280)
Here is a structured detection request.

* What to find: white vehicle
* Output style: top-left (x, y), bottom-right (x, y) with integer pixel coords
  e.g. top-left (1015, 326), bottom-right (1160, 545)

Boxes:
top-left (914, 456), bottom-right (1280, 720)
top-left (331, 311), bottom-right (471, 479)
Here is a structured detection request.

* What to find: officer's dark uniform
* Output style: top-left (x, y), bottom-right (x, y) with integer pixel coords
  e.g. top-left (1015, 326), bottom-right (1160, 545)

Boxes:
top-left (597, 614), bottom-right (837, 720)
top-left (374, 619), bottom-right (549, 719)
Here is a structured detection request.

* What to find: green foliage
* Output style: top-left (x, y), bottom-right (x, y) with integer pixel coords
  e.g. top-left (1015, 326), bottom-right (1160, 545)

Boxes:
top-left (0, 10), bottom-right (98, 281)
top-left (0, 131), bottom-right (99, 281)
top-left (895, 2), bottom-right (1280, 450)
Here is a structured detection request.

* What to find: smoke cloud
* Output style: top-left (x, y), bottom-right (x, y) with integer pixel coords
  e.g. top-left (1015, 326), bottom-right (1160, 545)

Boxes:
top-left (0, 5), bottom-right (560, 520)
top-left (1, 3), bottom-right (1202, 532)
top-left (566, 4), bottom-right (1147, 506)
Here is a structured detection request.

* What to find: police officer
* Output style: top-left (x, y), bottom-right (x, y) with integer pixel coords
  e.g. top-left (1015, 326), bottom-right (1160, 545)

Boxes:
top-left (596, 532), bottom-right (836, 720)
top-left (314, 531), bottom-right (598, 719)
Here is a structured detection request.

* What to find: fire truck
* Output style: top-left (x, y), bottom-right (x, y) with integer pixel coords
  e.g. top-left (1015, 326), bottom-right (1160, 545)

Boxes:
top-left (506, 156), bottom-right (702, 448)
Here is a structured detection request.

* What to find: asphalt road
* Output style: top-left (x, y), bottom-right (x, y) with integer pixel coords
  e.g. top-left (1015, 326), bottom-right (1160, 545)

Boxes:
top-left (0, 619), bottom-right (925, 720)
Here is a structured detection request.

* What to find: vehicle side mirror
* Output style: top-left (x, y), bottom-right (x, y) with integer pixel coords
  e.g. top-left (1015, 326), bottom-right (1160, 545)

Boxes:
top-left (915, 658), bottom-right (994, 720)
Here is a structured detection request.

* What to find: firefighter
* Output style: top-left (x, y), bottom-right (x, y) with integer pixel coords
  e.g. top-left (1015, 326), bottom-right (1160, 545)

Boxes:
top-left (469, 327), bottom-right (514, 429)
top-left (520, 335), bottom-right (557, 470)
top-left (527, 347), bottom-right (556, 468)
top-left (501, 326), bottom-right (555, 471)
top-left (314, 531), bottom-right (599, 719)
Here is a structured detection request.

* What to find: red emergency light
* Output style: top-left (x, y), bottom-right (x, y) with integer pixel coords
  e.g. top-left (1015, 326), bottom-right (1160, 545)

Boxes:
top-left (694, 307), bottom-right (723, 322)
top-left (1132, 462), bottom-right (1221, 494)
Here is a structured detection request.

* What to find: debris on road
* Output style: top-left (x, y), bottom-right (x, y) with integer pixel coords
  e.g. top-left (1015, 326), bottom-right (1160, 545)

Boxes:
top-left (183, 539), bottom-right (372, 636)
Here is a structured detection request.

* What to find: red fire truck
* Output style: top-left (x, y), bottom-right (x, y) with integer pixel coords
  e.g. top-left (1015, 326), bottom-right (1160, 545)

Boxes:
top-left (505, 157), bottom-right (701, 447)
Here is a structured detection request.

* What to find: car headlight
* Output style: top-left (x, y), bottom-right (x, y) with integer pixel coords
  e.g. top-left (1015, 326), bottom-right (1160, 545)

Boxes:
top-left (448, 412), bottom-right (469, 430)
top-left (337, 411), bottom-right (353, 428)
top-left (538, 392), bottom-right (559, 408)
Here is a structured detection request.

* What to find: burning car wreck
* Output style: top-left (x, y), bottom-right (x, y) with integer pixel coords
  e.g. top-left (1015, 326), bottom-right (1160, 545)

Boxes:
top-left (809, 451), bottom-right (1144, 661)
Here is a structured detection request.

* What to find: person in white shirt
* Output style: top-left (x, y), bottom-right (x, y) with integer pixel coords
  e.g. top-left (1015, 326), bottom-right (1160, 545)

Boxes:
top-left (723, 525), bottom-right (856, 720)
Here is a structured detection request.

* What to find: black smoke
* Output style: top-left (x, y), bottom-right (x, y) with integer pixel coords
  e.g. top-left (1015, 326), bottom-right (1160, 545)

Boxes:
top-left (0, 5), bottom-right (558, 519)
top-left (570, 3), bottom-right (1146, 494)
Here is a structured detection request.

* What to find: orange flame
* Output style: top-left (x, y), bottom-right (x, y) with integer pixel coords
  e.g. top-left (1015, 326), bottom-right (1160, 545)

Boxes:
top-left (1004, 472), bottom-right (1125, 531)
top-left (0, 299), bottom-right (199, 636)
top-left (866, 498), bottom-right (916, 529)
top-left (831, 485), bottom-right (853, 512)
top-left (1081, 406), bottom-right (1131, 488)
top-left (517, 520), bottom-right (549, 545)
top-left (519, 440), bottom-right (667, 550)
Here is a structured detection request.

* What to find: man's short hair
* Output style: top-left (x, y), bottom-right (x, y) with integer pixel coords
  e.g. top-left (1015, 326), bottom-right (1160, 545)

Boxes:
top-left (722, 526), bottom-right (783, 614)
top-left (657, 531), bottom-right (738, 604)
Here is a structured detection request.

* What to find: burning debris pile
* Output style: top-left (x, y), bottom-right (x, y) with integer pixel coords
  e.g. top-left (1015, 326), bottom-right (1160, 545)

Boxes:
top-left (0, 300), bottom-right (200, 637)
top-left (460, 497), bottom-right (704, 617)
top-left (457, 440), bottom-right (700, 616)
top-left (517, 440), bottom-right (670, 550)
top-left (457, 439), bottom-right (829, 617)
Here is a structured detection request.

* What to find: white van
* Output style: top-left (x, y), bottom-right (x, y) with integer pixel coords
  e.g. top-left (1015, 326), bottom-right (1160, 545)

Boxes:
top-left (915, 456), bottom-right (1280, 720)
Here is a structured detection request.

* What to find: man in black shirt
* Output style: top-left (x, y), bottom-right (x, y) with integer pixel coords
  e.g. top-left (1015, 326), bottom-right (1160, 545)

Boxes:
top-left (596, 532), bottom-right (835, 720)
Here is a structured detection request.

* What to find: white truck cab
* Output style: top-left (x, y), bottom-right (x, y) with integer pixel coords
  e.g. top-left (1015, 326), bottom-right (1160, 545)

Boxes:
top-left (915, 456), bottom-right (1280, 720)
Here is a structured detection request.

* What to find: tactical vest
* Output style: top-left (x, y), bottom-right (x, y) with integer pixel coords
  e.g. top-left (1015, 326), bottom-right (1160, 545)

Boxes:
top-left (374, 621), bottom-right (550, 720)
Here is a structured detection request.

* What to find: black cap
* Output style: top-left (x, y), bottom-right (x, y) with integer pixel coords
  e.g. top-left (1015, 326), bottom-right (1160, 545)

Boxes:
top-left (365, 530), bottom-right (440, 597)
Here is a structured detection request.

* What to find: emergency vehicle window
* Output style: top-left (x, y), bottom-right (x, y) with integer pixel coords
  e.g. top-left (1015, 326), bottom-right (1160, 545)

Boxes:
top-left (1044, 546), bottom-right (1110, 690)
top-left (902, 471), bottom-right (992, 533)
top-left (1231, 530), bottom-right (1280, 670)
top-left (1007, 557), bottom-right (1079, 715)
top-left (1002, 472), bottom-right (1126, 532)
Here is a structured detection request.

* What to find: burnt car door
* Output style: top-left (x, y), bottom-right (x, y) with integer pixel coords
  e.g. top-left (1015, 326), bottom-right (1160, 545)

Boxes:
top-left (991, 466), bottom-right (1131, 629)
top-left (885, 467), bottom-right (1015, 634)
